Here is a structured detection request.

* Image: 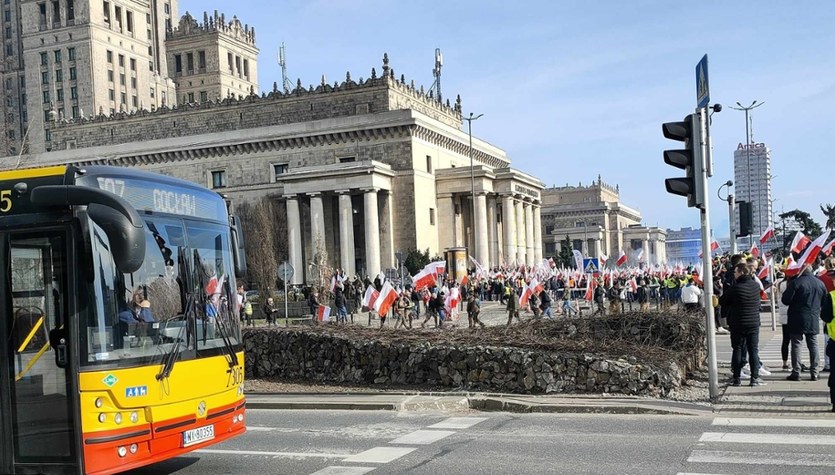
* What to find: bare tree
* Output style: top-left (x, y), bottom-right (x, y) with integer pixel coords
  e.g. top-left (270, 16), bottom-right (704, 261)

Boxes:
top-left (236, 198), bottom-right (285, 299)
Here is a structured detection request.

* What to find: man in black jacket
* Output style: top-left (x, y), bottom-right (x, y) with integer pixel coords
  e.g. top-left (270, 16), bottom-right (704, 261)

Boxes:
top-left (720, 263), bottom-right (764, 386)
top-left (782, 265), bottom-right (828, 381)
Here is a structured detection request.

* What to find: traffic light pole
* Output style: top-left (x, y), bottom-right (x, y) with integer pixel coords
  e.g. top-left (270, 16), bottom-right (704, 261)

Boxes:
top-left (697, 106), bottom-right (719, 400)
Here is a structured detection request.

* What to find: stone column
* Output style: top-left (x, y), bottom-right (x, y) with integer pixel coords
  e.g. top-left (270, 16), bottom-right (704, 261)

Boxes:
top-left (502, 194), bottom-right (516, 266)
top-left (363, 188), bottom-right (381, 279)
top-left (533, 204), bottom-right (542, 263)
top-left (309, 193), bottom-right (325, 252)
top-left (487, 195), bottom-right (499, 268)
top-left (643, 239), bottom-right (650, 265)
top-left (474, 193), bottom-right (489, 269)
top-left (515, 198), bottom-right (525, 266)
top-left (594, 239), bottom-right (602, 259)
top-left (379, 190), bottom-right (395, 270)
top-left (337, 191), bottom-right (356, 276)
top-left (285, 195), bottom-right (303, 285)
top-left (524, 201), bottom-right (534, 267)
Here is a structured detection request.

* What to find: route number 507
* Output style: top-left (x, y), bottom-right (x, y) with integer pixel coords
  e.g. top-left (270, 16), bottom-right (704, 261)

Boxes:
top-left (0, 190), bottom-right (11, 213)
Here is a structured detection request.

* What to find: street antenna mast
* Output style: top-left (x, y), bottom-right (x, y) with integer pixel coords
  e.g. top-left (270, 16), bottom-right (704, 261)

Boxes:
top-left (429, 48), bottom-right (443, 103)
top-left (278, 42), bottom-right (292, 94)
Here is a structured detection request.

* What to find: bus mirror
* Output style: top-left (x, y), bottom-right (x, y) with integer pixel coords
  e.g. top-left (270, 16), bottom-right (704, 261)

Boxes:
top-left (30, 185), bottom-right (146, 273)
top-left (230, 215), bottom-right (247, 278)
top-left (88, 204), bottom-right (146, 273)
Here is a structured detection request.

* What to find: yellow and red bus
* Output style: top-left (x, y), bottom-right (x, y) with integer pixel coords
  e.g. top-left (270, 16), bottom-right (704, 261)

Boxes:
top-left (0, 165), bottom-right (247, 474)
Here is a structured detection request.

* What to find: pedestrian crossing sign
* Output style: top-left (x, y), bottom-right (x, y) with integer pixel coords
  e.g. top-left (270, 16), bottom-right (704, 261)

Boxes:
top-left (583, 258), bottom-right (599, 273)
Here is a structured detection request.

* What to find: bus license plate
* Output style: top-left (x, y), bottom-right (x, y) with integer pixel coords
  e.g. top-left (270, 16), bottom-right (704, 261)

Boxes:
top-left (182, 424), bottom-right (215, 447)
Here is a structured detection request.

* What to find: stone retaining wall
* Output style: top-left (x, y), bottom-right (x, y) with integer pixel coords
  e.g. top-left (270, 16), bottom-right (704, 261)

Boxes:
top-left (244, 330), bottom-right (685, 397)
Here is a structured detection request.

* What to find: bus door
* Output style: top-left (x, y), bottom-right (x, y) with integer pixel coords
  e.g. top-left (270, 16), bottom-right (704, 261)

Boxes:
top-left (0, 230), bottom-right (78, 474)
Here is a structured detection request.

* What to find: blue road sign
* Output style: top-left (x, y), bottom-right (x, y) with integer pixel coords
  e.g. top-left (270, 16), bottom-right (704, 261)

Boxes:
top-left (696, 54), bottom-right (710, 108)
top-left (582, 258), bottom-right (599, 274)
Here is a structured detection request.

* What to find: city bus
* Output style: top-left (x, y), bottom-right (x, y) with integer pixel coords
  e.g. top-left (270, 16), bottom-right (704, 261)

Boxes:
top-left (0, 165), bottom-right (248, 474)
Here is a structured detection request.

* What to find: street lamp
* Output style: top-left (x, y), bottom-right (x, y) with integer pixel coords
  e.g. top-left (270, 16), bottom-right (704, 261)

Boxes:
top-left (717, 180), bottom-right (736, 255)
top-left (729, 100), bottom-right (765, 248)
top-left (464, 112), bottom-right (483, 264)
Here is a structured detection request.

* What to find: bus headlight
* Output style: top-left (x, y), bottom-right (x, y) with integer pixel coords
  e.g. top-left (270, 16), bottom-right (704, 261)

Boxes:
top-left (98, 413), bottom-right (106, 423)
top-left (130, 412), bottom-right (139, 423)
top-left (117, 446), bottom-right (127, 457)
top-left (95, 397), bottom-right (104, 408)
top-left (129, 444), bottom-right (138, 454)
top-left (114, 413), bottom-right (122, 424)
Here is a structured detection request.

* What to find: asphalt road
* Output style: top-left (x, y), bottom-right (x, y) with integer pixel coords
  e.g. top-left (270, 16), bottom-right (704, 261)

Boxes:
top-left (124, 409), bottom-right (835, 475)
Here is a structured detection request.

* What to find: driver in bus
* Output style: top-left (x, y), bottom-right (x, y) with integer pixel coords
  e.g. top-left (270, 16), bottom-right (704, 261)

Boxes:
top-left (118, 288), bottom-right (156, 344)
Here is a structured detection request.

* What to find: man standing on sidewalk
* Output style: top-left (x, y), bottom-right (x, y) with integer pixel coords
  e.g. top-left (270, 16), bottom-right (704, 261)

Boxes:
top-left (720, 263), bottom-right (765, 386)
top-left (782, 264), bottom-right (828, 381)
top-left (817, 257), bottom-right (835, 372)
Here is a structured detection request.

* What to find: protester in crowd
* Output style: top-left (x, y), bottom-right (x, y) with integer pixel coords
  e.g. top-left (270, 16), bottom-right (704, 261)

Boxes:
top-left (782, 264), bottom-right (828, 381)
top-left (721, 263), bottom-right (765, 386)
top-left (466, 293), bottom-right (486, 329)
top-left (681, 277), bottom-right (702, 313)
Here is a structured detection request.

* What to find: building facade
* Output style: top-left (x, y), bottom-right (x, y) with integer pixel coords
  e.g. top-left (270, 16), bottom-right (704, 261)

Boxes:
top-left (12, 55), bottom-right (545, 284)
top-left (666, 227), bottom-right (702, 265)
top-left (733, 141), bottom-right (772, 239)
top-left (1, 1), bottom-right (255, 157)
top-left (540, 177), bottom-right (666, 266)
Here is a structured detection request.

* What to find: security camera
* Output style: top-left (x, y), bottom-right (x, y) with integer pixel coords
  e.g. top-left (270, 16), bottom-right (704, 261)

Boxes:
top-left (711, 103), bottom-right (723, 112)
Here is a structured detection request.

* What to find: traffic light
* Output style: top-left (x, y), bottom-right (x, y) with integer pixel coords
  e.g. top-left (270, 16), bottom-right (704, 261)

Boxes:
top-left (737, 200), bottom-right (753, 237)
top-left (662, 114), bottom-right (704, 208)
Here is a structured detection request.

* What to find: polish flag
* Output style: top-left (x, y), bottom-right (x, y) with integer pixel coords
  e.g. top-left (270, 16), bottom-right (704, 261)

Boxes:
top-left (362, 286), bottom-right (380, 310)
top-left (519, 278), bottom-right (539, 307)
top-left (316, 304), bottom-right (331, 322)
top-left (759, 226), bottom-right (775, 244)
top-left (445, 287), bottom-right (460, 314)
top-left (584, 278), bottom-right (597, 301)
top-left (615, 250), bottom-right (627, 267)
top-left (548, 257), bottom-right (556, 269)
top-left (374, 281), bottom-right (398, 316)
top-left (600, 253), bottom-right (608, 266)
top-left (460, 273), bottom-right (469, 286)
top-left (629, 277), bottom-right (638, 293)
top-left (424, 261), bottom-right (446, 278)
top-left (757, 258), bottom-right (772, 280)
top-left (797, 230), bottom-right (831, 268)
top-left (636, 248), bottom-right (644, 262)
top-left (412, 268), bottom-right (435, 291)
top-left (790, 231), bottom-right (812, 254)
top-left (823, 238), bottom-right (835, 257)
top-left (711, 239), bottom-right (720, 252)
top-left (750, 242), bottom-right (760, 258)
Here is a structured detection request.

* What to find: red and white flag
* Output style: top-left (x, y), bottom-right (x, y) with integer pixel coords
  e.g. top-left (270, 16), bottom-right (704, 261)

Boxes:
top-left (750, 242), bottom-right (760, 258)
top-left (412, 268), bottom-right (435, 291)
top-left (424, 261), bottom-right (446, 278)
top-left (599, 253), bottom-right (608, 266)
top-left (759, 226), bottom-right (775, 244)
top-left (757, 258), bottom-right (772, 280)
top-left (797, 230), bottom-right (831, 268)
top-left (445, 287), bottom-right (460, 314)
top-left (519, 278), bottom-right (539, 307)
top-left (362, 286), bottom-right (380, 309)
top-left (374, 281), bottom-right (398, 316)
top-left (790, 231), bottom-right (812, 254)
top-left (460, 273), bottom-right (469, 287)
top-left (636, 248), bottom-right (644, 262)
top-left (615, 250), bottom-right (627, 267)
top-left (823, 238), bottom-right (835, 257)
top-left (584, 278), bottom-right (597, 301)
top-left (711, 239), bottom-right (720, 252)
top-left (316, 304), bottom-right (331, 322)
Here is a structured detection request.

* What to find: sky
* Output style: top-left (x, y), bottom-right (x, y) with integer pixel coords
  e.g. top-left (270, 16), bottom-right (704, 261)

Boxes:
top-left (181, 0), bottom-right (835, 236)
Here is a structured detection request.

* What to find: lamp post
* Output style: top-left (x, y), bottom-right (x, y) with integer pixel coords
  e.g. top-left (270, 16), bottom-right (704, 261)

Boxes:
top-left (718, 180), bottom-right (736, 255)
top-left (729, 101), bottom-right (764, 248)
top-left (464, 112), bottom-right (483, 264)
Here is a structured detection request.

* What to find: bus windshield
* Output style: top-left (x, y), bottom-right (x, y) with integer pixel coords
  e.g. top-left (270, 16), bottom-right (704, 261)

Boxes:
top-left (80, 215), bottom-right (241, 368)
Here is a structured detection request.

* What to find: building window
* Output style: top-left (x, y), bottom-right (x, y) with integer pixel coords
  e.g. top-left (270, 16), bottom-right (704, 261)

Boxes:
top-left (199, 90), bottom-right (207, 102)
top-left (56, 88), bottom-right (63, 102)
top-left (149, 87), bottom-right (154, 98)
top-left (69, 67), bottom-right (76, 80)
top-left (163, 2), bottom-right (169, 14)
top-left (118, 54), bottom-right (124, 67)
top-left (129, 57), bottom-right (136, 70)
top-left (429, 208), bottom-right (436, 226)
top-left (132, 95), bottom-right (137, 107)
top-left (174, 54), bottom-right (181, 73)
top-left (5, 9), bottom-right (12, 22)
top-left (102, 1), bottom-right (110, 25)
top-left (108, 89), bottom-right (114, 101)
top-left (186, 52), bottom-right (193, 73)
top-left (67, 0), bottom-right (74, 21)
top-left (55, 69), bottom-right (62, 82)
top-left (339, 157), bottom-right (356, 163)
top-left (114, 5), bottom-right (122, 32)
top-left (273, 164), bottom-right (288, 180)
top-left (426, 155), bottom-right (433, 174)
top-left (243, 59), bottom-right (249, 79)
top-left (107, 70), bottom-right (113, 82)
top-left (40, 51), bottom-right (48, 65)
top-left (106, 50), bottom-right (112, 63)
top-left (54, 49), bottom-right (61, 62)
top-left (41, 71), bottom-right (49, 84)
top-left (43, 110), bottom-right (51, 121)
top-left (119, 73), bottom-right (125, 85)
top-left (68, 47), bottom-right (75, 61)
top-left (126, 10), bottom-right (133, 33)
top-left (52, 0), bottom-right (60, 25)
top-left (198, 50), bottom-right (205, 70)
top-left (4, 44), bottom-right (10, 56)
top-left (120, 92), bottom-right (126, 104)
top-left (71, 106), bottom-right (78, 118)
top-left (42, 90), bottom-right (50, 103)
top-left (5, 26), bottom-right (10, 39)
top-left (187, 92), bottom-right (194, 103)
top-left (227, 52), bottom-right (233, 73)
top-left (37, 3), bottom-right (46, 26)
top-left (210, 170), bottom-right (226, 189)
top-left (130, 77), bottom-right (136, 89)
top-left (45, 130), bottom-right (51, 142)
top-left (70, 86), bottom-right (77, 99)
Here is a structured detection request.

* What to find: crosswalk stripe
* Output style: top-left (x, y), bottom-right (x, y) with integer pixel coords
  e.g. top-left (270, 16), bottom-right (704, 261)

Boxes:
top-left (389, 430), bottom-right (456, 445)
top-left (700, 432), bottom-right (835, 445)
top-left (688, 449), bottom-right (835, 467)
top-left (310, 467), bottom-right (376, 475)
top-left (428, 417), bottom-right (488, 429)
top-left (712, 417), bottom-right (835, 428)
top-left (195, 449), bottom-right (348, 458)
top-left (342, 446), bottom-right (417, 464)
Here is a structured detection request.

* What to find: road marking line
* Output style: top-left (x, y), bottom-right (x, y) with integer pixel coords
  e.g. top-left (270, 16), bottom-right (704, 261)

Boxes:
top-left (712, 417), bottom-right (835, 428)
top-left (700, 432), bottom-right (835, 445)
top-left (390, 430), bottom-right (456, 445)
top-left (310, 467), bottom-right (376, 475)
top-left (195, 449), bottom-right (347, 458)
top-left (676, 472), bottom-right (728, 475)
top-left (428, 417), bottom-right (488, 429)
top-left (245, 426), bottom-right (275, 431)
top-left (688, 449), bottom-right (835, 467)
top-left (342, 446), bottom-right (417, 464)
